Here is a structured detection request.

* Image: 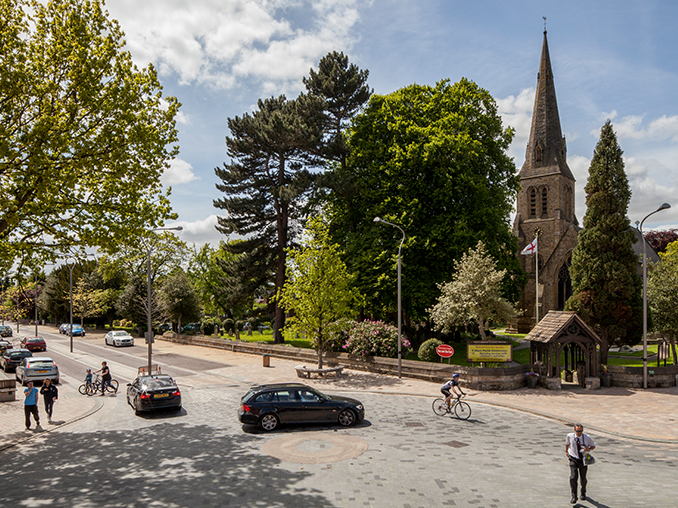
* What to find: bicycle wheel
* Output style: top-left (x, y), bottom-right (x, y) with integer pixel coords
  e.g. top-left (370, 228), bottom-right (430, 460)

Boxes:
top-left (432, 398), bottom-right (448, 416)
top-left (88, 382), bottom-right (100, 396)
top-left (454, 401), bottom-right (471, 420)
top-left (78, 384), bottom-right (88, 395)
top-left (107, 379), bottom-right (119, 393)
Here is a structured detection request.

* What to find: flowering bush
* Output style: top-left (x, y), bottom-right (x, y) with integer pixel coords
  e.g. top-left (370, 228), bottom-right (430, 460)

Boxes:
top-left (343, 320), bottom-right (412, 359)
top-left (315, 318), bottom-right (356, 352)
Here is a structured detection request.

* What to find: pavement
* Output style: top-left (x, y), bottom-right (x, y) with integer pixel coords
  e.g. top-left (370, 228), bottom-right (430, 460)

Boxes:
top-left (2, 333), bottom-right (678, 447)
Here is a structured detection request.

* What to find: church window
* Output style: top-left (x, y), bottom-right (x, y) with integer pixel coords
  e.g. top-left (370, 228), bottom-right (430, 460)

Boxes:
top-left (535, 145), bottom-right (542, 163)
top-left (558, 258), bottom-right (573, 310)
top-left (530, 189), bottom-right (536, 217)
top-left (541, 188), bottom-right (548, 217)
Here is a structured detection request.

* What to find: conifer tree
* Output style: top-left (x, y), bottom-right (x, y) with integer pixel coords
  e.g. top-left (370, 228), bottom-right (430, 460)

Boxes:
top-left (566, 120), bottom-right (642, 364)
top-left (214, 95), bottom-right (322, 343)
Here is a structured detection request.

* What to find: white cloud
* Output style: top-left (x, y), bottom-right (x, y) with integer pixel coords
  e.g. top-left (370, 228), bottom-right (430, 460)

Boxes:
top-left (594, 114), bottom-right (678, 143)
top-left (106, 0), bottom-right (361, 93)
top-left (171, 215), bottom-right (226, 249)
top-left (163, 158), bottom-right (198, 185)
top-left (497, 87), bottom-right (534, 165)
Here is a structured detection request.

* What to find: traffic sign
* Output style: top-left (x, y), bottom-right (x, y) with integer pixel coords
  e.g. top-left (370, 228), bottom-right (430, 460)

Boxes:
top-left (436, 344), bottom-right (454, 358)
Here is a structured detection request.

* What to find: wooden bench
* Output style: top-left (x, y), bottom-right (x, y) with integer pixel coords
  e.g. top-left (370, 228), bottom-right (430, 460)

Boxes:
top-left (295, 365), bottom-right (344, 379)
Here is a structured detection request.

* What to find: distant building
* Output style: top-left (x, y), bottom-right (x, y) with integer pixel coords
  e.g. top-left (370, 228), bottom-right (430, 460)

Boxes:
top-left (512, 31), bottom-right (579, 333)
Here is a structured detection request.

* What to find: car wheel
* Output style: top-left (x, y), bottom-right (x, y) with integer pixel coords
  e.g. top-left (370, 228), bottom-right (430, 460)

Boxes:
top-left (338, 409), bottom-right (356, 427)
top-left (260, 413), bottom-right (279, 431)
top-left (173, 405), bottom-right (182, 412)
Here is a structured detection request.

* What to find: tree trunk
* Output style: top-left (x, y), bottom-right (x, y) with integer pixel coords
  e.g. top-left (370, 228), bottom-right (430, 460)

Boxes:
top-left (599, 329), bottom-right (609, 365)
top-left (478, 313), bottom-right (486, 340)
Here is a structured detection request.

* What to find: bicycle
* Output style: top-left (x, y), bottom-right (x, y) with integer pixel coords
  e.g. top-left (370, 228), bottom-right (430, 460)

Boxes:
top-left (432, 394), bottom-right (471, 420)
top-left (88, 374), bottom-right (119, 395)
top-left (78, 381), bottom-right (96, 396)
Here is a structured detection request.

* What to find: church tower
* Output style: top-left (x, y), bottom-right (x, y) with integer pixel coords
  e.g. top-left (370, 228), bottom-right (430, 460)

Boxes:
top-left (513, 31), bottom-right (579, 332)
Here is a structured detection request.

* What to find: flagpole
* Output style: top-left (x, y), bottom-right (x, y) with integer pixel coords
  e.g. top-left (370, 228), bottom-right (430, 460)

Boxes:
top-left (535, 238), bottom-right (539, 325)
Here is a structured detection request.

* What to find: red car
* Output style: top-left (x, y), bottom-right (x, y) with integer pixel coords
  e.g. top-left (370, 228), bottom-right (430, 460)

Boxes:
top-left (20, 336), bottom-right (46, 352)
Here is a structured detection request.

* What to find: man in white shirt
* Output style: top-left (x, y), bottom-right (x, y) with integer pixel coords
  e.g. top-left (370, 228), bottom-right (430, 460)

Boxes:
top-left (565, 423), bottom-right (596, 504)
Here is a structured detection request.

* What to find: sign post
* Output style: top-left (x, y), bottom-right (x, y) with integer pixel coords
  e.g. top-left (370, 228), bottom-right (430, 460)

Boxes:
top-left (436, 344), bottom-right (454, 364)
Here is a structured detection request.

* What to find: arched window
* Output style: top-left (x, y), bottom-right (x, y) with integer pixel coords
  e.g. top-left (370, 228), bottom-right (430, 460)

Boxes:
top-left (541, 188), bottom-right (548, 217)
top-left (558, 258), bottom-right (573, 310)
top-left (530, 189), bottom-right (536, 217)
top-left (535, 145), bottom-right (542, 163)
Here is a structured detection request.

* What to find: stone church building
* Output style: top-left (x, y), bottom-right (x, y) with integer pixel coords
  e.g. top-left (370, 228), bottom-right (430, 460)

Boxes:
top-left (513, 31), bottom-right (580, 333)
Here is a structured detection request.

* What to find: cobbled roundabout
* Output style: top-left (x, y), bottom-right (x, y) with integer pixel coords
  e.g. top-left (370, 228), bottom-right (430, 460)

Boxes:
top-left (1, 379), bottom-right (677, 508)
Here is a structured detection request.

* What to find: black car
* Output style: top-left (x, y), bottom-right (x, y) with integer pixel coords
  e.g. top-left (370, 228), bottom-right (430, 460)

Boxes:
top-left (0, 325), bottom-right (12, 338)
top-left (126, 374), bottom-right (182, 414)
top-left (0, 348), bottom-right (33, 372)
top-left (238, 383), bottom-right (365, 431)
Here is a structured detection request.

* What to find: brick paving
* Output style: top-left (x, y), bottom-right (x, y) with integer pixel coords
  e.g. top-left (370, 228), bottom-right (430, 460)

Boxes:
top-left (2, 331), bottom-right (678, 507)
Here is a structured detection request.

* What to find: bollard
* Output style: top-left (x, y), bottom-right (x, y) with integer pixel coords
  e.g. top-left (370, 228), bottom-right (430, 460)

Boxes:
top-left (262, 354), bottom-right (271, 367)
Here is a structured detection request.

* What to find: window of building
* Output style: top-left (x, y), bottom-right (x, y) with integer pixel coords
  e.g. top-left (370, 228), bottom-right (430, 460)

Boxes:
top-left (541, 188), bottom-right (548, 217)
top-left (530, 189), bottom-right (536, 217)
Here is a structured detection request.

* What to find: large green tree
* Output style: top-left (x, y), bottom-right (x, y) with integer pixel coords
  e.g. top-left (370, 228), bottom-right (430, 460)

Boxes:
top-left (647, 240), bottom-right (678, 365)
top-left (326, 78), bottom-right (523, 324)
top-left (566, 121), bottom-right (642, 365)
top-left (0, 0), bottom-right (180, 265)
top-left (278, 216), bottom-right (362, 368)
top-left (429, 241), bottom-right (517, 340)
top-left (158, 270), bottom-right (201, 335)
top-left (214, 95), bottom-right (322, 343)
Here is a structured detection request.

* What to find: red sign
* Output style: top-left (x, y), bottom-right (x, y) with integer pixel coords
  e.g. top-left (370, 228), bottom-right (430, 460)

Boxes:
top-left (436, 344), bottom-right (455, 358)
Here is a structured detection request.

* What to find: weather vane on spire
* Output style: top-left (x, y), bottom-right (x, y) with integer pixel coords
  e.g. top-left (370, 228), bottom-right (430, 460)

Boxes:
top-left (543, 16), bottom-right (547, 32)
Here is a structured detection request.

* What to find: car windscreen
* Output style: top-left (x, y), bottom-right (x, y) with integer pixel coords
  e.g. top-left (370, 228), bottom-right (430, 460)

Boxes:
top-left (114, 332), bottom-right (129, 336)
top-left (139, 378), bottom-right (175, 390)
top-left (26, 338), bottom-right (43, 343)
top-left (28, 361), bottom-right (54, 368)
top-left (10, 352), bottom-right (31, 359)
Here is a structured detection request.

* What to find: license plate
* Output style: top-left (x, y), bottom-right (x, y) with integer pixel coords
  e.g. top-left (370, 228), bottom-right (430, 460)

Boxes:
top-left (154, 393), bottom-right (170, 398)
top-left (36, 370), bottom-right (49, 374)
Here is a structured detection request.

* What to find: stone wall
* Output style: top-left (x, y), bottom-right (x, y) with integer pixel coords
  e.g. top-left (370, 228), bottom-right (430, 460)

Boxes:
top-left (606, 364), bottom-right (678, 388)
top-left (158, 334), bottom-right (533, 390)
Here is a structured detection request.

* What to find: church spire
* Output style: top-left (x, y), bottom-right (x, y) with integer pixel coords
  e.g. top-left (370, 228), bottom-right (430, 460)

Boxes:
top-left (520, 30), bottom-right (574, 180)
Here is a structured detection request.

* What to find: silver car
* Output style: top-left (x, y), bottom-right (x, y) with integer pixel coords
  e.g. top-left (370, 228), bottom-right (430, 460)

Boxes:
top-left (15, 356), bottom-right (59, 385)
top-left (105, 330), bottom-right (135, 347)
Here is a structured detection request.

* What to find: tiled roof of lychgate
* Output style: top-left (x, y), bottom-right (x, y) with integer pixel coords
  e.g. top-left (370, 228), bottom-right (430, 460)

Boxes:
top-left (525, 311), bottom-right (601, 344)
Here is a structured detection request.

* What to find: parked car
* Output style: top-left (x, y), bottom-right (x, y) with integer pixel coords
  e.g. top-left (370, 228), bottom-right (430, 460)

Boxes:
top-left (0, 348), bottom-right (33, 372)
top-left (63, 324), bottom-right (86, 336)
top-left (105, 330), bottom-right (134, 347)
top-left (126, 374), bottom-right (182, 414)
top-left (0, 339), bottom-right (12, 355)
top-left (59, 323), bottom-right (70, 334)
top-left (20, 336), bottom-right (47, 352)
top-left (16, 356), bottom-right (59, 385)
top-left (181, 323), bottom-right (201, 334)
top-left (238, 383), bottom-right (365, 431)
top-left (158, 323), bottom-right (172, 333)
top-left (0, 325), bottom-right (13, 338)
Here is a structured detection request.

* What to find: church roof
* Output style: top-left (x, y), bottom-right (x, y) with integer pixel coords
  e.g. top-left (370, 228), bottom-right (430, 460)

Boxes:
top-left (525, 311), bottom-right (601, 345)
top-left (520, 31), bottom-right (575, 182)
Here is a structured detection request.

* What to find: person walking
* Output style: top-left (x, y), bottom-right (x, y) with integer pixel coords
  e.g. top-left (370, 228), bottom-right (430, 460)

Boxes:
top-left (40, 378), bottom-right (59, 423)
top-left (23, 381), bottom-right (40, 430)
top-left (565, 423), bottom-right (596, 503)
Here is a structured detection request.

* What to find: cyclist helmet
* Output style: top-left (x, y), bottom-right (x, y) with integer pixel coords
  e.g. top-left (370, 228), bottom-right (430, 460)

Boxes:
top-left (452, 373), bottom-right (459, 378)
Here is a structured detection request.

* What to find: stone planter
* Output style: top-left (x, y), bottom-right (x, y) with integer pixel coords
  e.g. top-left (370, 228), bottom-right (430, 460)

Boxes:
top-left (526, 375), bottom-right (539, 388)
top-left (601, 374), bottom-right (612, 387)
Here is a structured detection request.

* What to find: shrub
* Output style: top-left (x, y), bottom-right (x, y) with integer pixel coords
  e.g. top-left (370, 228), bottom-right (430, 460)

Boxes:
top-left (318, 318), bottom-right (356, 352)
top-left (418, 338), bottom-right (444, 362)
top-left (222, 318), bottom-right (235, 333)
top-left (344, 320), bottom-right (412, 359)
top-left (201, 317), bottom-right (220, 336)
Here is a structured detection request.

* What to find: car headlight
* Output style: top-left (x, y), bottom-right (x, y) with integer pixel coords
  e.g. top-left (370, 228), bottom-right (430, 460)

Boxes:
top-left (355, 404), bottom-right (363, 411)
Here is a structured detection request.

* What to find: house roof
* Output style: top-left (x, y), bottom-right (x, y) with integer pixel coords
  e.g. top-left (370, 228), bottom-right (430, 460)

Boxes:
top-left (525, 311), bottom-right (601, 344)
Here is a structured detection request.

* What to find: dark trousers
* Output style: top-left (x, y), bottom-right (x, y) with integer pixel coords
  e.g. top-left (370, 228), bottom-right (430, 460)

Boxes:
top-left (44, 398), bottom-right (54, 419)
top-left (24, 404), bottom-right (39, 428)
top-left (569, 457), bottom-right (588, 495)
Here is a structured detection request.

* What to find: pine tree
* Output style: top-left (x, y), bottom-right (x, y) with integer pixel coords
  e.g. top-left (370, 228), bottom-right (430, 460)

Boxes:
top-left (566, 120), bottom-right (642, 365)
top-left (214, 95), bottom-right (322, 343)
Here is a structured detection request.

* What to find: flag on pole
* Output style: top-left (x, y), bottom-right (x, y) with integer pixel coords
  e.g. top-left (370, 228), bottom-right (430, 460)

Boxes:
top-left (521, 237), bottom-right (538, 255)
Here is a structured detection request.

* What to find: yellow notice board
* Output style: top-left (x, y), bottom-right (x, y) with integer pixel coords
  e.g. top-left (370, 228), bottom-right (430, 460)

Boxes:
top-left (467, 341), bottom-right (513, 363)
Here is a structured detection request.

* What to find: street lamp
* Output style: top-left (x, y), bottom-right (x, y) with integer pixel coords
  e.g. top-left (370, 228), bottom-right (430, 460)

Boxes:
top-left (145, 227), bottom-right (183, 376)
top-left (374, 217), bottom-right (406, 378)
top-left (66, 258), bottom-right (76, 353)
top-left (639, 202), bottom-right (671, 389)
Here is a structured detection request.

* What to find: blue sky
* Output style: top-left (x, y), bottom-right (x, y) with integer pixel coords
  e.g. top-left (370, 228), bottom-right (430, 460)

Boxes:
top-left (105, 0), bottom-right (678, 247)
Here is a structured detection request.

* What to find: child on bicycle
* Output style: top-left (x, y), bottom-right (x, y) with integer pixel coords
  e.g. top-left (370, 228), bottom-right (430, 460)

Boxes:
top-left (441, 374), bottom-right (465, 407)
top-left (84, 369), bottom-right (93, 388)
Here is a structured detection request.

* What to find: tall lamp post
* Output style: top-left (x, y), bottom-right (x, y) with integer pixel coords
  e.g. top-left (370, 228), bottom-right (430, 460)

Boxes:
top-left (374, 217), bottom-right (406, 378)
top-left (639, 203), bottom-right (671, 389)
top-left (66, 258), bottom-right (76, 353)
top-left (145, 227), bottom-right (183, 376)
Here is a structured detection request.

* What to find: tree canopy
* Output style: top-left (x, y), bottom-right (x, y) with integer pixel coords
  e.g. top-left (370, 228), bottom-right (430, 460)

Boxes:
top-left (429, 241), bottom-right (517, 339)
top-left (0, 0), bottom-right (180, 266)
top-left (566, 120), bottom-right (642, 364)
top-left (647, 240), bottom-right (678, 365)
top-left (326, 78), bottom-right (523, 324)
top-left (278, 217), bottom-right (362, 368)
